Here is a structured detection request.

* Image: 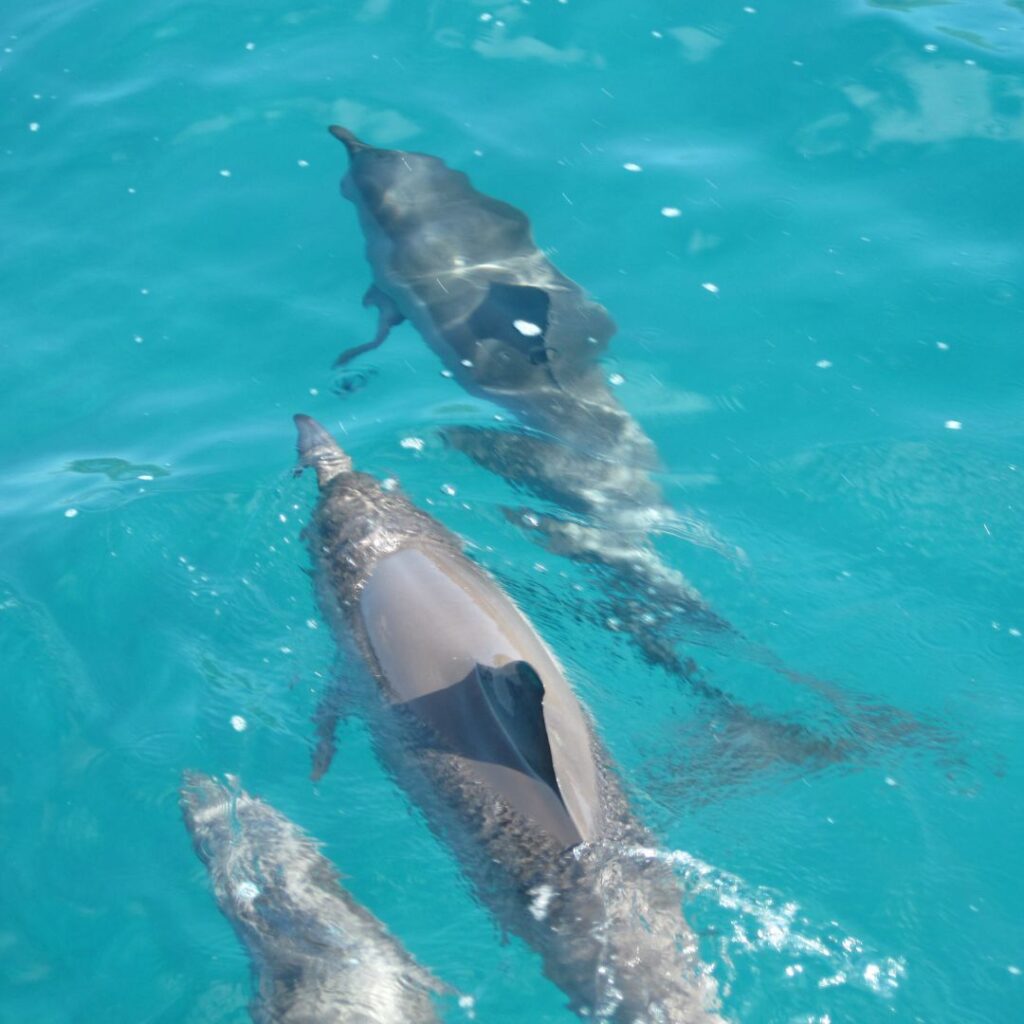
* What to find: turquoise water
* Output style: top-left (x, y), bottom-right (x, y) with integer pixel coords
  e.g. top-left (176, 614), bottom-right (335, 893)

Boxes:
top-left (3, 0), bottom-right (1023, 1020)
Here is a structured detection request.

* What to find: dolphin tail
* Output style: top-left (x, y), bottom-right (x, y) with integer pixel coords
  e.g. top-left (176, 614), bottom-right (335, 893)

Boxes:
top-left (328, 124), bottom-right (369, 157)
top-left (294, 414), bottom-right (352, 488)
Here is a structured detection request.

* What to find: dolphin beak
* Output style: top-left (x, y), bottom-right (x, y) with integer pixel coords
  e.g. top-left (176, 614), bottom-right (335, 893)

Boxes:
top-left (179, 771), bottom-right (233, 844)
top-left (294, 414), bottom-right (353, 487)
top-left (295, 413), bottom-right (340, 458)
top-left (180, 771), bottom-right (227, 818)
top-left (328, 124), bottom-right (368, 158)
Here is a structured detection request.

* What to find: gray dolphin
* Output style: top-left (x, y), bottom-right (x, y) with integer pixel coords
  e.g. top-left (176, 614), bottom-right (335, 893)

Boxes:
top-left (327, 126), bottom-right (633, 447)
top-left (180, 772), bottom-right (446, 1024)
top-left (293, 413), bottom-right (725, 1024)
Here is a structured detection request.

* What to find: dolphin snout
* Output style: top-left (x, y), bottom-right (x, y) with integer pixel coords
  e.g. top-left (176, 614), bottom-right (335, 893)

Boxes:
top-left (180, 772), bottom-right (234, 835)
top-left (294, 414), bottom-right (352, 487)
top-left (328, 124), bottom-right (367, 157)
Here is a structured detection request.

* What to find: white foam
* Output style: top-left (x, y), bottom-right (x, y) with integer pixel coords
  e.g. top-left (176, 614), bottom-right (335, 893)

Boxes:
top-left (629, 846), bottom-right (906, 995)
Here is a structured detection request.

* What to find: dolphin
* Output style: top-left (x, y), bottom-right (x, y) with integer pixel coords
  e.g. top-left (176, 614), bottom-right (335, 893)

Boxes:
top-left (180, 772), bottom-right (446, 1024)
top-left (326, 125), bottom-right (634, 448)
top-left (293, 413), bottom-right (725, 1024)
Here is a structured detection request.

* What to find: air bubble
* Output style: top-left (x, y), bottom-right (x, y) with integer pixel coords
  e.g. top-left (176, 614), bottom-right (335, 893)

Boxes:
top-left (513, 319), bottom-right (543, 336)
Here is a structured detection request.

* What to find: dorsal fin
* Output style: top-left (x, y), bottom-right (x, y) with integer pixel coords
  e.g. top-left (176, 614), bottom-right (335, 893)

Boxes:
top-left (475, 661), bottom-right (560, 798)
top-left (396, 660), bottom-right (566, 811)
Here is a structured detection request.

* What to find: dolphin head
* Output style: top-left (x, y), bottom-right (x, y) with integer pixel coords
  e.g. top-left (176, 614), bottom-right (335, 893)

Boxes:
top-left (328, 125), bottom-right (455, 230)
top-left (179, 771), bottom-right (245, 867)
top-left (180, 773), bottom-right (282, 912)
top-left (180, 773), bottom-right (286, 942)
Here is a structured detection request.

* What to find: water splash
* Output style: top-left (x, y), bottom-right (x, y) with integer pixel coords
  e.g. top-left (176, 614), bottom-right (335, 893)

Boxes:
top-left (630, 847), bottom-right (907, 1001)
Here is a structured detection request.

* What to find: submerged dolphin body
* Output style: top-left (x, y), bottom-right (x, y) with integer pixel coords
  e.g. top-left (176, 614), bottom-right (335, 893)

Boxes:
top-left (293, 413), bottom-right (725, 1024)
top-left (326, 125), bottom-right (718, 628)
top-left (180, 772), bottom-right (445, 1024)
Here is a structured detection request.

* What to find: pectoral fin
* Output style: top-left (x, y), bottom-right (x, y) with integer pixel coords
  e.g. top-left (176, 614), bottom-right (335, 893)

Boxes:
top-left (311, 682), bottom-right (350, 781)
top-left (333, 285), bottom-right (405, 367)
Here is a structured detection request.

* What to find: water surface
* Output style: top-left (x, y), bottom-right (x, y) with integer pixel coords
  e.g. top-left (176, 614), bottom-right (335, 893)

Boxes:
top-left (2, 1), bottom-right (1022, 1021)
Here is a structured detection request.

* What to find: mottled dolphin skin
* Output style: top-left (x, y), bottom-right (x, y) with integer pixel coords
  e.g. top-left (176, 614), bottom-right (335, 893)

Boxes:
top-left (293, 413), bottom-right (725, 1024)
top-left (180, 772), bottom-right (445, 1024)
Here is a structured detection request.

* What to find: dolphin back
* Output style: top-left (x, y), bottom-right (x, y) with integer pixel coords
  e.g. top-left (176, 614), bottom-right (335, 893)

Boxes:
top-left (357, 544), bottom-right (603, 847)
